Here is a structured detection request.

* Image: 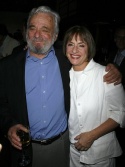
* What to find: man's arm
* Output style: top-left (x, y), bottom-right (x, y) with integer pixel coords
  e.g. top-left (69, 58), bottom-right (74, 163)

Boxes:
top-left (104, 63), bottom-right (122, 85)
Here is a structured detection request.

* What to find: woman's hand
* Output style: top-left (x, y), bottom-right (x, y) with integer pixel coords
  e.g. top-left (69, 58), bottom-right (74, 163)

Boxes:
top-left (104, 64), bottom-right (122, 85)
top-left (74, 132), bottom-right (94, 151)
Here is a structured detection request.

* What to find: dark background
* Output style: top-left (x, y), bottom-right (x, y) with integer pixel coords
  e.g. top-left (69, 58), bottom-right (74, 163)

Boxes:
top-left (0, 1), bottom-right (125, 167)
top-left (0, 0), bottom-right (124, 25)
top-left (0, 0), bottom-right (124, 39)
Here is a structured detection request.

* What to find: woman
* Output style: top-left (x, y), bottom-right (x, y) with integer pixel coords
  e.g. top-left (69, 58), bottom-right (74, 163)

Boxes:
top-left (63, 25), bottom-right (125, 167)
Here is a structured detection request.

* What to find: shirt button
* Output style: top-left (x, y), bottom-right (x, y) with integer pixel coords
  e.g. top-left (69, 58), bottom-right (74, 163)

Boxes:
top-left (37, 135), bottom-right (41, 139)
top-left (43, 90), bottom-right (46, 93)
top-left (78, 103), bottom-right (80, 106)
top-left (41, 62), bottom-right (43, 64)
top-left (42, 76), bottom-right (44, 78)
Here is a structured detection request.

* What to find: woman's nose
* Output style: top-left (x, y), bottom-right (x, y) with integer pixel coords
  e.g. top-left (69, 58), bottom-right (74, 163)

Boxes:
top-left (72, 46), bottom-right (79, 53)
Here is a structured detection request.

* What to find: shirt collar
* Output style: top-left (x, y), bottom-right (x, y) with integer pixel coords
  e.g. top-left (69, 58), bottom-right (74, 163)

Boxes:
top-left (70, 59), bottom-right (95, 74)
top-left (26, 46), bottom-right (55, 62)
top-left (121, 50), bottom-right (125, 57)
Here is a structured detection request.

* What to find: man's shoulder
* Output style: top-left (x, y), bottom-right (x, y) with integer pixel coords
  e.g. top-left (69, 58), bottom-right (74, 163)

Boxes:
top-left (1, 47), bottom-right (26, 63)
top-left (12, 43), bottom-right (26, 55)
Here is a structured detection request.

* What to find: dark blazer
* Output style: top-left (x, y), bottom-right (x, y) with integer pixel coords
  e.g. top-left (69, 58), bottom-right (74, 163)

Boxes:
top-left (107, 48), bottom-right (125, 89)
top-left (0, 46), bottom-right (71, 167)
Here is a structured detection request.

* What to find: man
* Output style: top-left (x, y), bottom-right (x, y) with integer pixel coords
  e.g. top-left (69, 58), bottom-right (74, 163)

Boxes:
top-left (0, 6), bottom-right (122, 167)
top-left (107, 26), bottom-right (125, 167)
top-left (108, 26), bottom-right (125, 89)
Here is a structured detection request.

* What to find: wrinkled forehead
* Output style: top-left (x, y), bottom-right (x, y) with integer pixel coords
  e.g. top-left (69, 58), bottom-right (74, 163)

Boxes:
top-left (30, 12), bottom-right (54, 23)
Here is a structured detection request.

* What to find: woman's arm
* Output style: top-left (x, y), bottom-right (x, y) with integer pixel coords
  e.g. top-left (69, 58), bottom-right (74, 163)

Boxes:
top-left (74, 83), bottom-right (125, 151)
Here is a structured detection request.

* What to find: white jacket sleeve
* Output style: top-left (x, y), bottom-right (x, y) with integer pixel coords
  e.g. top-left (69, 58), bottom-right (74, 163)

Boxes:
top-left (105, 82), bottom-right (125, 128)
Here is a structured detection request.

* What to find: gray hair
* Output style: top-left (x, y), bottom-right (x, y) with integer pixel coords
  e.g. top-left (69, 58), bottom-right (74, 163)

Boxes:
top-left (27, 6), bottom-right (60, 35)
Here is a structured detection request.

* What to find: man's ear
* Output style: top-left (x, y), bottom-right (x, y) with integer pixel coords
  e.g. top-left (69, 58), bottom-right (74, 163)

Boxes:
top-left (54, 34), bottom-right (58, 42)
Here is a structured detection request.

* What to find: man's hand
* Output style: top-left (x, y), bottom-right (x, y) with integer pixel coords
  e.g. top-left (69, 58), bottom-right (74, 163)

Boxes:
top-left (7, 124), bottom-right (28, 150)
top-left (104, 63), bottom-right (122, 85)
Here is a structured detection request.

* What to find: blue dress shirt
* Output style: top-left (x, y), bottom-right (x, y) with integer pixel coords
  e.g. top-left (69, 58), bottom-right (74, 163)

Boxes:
top-left (25, 47), bottom-right (67, 140)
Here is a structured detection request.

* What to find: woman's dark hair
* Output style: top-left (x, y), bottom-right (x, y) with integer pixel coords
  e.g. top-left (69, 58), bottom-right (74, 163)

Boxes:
top-left (63, 25), bottom-right (96, 61)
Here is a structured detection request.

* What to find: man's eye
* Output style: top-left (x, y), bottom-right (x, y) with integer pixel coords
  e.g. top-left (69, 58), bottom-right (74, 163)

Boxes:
top-left (29, 27), bottom-right (35, 31)
top-left (43, 30), bottom-right (49, 32)
top-left (41, 29), bottom-right (49, 33)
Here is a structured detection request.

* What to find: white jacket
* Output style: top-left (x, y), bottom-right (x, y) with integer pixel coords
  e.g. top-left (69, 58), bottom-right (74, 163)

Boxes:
top-left (69, 59), bottom-right (125, 164)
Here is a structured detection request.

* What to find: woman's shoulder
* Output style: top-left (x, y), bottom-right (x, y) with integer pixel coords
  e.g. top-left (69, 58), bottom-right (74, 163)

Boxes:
top-left (92, 59), bottom-right (106, 73)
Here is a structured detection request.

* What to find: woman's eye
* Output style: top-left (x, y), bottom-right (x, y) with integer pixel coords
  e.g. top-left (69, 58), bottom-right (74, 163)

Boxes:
top-left (67, 43), bottom-right (73, 46)
top-left (79, 44), bottom-right (84, 47)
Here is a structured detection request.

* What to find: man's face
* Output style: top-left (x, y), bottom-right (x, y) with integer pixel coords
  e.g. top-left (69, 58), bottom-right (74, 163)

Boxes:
top-left (115, 29), bottom-right (125, 51)
top-left (26, 13), bottom-right (57, 56)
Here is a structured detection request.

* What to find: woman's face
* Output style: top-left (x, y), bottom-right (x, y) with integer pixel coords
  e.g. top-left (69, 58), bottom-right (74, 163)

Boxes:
top-left (66, 35), bottom-right (89, 71)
